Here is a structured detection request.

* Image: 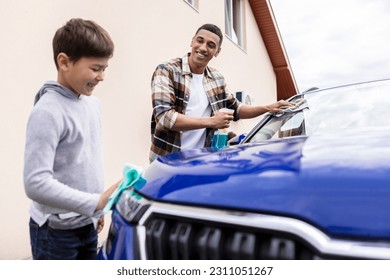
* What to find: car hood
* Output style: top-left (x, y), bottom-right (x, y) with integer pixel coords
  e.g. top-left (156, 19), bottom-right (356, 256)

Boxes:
top-left (141, 127), bottom-right (390, 240)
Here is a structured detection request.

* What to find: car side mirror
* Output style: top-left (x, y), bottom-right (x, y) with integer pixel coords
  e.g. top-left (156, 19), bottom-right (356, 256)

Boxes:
top-left (228, 133), bottom-right (247, 146)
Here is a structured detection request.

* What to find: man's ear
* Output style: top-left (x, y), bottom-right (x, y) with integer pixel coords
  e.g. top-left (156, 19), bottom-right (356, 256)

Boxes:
top-left (214, 47), bottom-right (222, 57)
top-left (57, 53), bottom-right (70, 71)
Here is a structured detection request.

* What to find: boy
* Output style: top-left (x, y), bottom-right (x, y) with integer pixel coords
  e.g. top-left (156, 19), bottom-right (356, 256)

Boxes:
top-left (24, 18), bottom-right (120, 260)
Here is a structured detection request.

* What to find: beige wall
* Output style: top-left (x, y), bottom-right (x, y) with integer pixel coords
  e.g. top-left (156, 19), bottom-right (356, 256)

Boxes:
top-left (0, 0), bottom-right (277, 259)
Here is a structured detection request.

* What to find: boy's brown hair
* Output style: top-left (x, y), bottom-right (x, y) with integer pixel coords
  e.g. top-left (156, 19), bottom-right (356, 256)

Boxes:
top-left (52, 18), bottom-right (114, 69)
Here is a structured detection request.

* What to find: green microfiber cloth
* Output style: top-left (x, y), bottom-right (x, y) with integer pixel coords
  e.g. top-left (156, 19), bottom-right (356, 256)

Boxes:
top-left (103, 163), bottom-right (146, 213)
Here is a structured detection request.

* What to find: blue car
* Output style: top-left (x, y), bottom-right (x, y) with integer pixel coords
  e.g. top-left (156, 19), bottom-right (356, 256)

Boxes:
top-left (98, 79), bottom-right (390, 260)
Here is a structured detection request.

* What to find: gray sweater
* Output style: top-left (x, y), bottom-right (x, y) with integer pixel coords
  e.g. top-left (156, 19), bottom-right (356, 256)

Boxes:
top-left (24, 81), bottom-right (104, 229)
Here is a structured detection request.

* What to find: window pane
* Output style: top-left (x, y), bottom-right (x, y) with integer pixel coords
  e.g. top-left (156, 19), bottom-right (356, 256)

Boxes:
top-left (225, 0), bottom-right (233, 38)
top-left (225, 0), bottom-right (243, 47)
top-left (184, 0), bottom-right (198, 9)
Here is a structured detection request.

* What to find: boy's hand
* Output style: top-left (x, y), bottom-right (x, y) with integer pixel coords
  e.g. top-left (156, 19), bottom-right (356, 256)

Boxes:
top-left (96, 179), bottom-right (122, 211)
top-left (97, 217), bottom-right (104, 233)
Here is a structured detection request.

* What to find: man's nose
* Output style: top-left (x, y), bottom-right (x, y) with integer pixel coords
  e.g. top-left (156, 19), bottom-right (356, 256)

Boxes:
top-left (199, 42), bottom-right (207, 51)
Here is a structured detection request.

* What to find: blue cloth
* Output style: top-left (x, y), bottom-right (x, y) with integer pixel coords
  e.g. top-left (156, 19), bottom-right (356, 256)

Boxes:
top-left (103, 164), bottom-right (147, 213)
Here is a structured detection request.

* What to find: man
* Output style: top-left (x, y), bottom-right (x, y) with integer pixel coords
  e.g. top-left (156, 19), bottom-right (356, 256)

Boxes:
top-left (150, 23), bottom-right (293, 162)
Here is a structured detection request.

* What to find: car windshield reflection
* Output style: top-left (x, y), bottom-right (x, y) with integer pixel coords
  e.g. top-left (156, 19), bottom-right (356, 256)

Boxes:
top-left (247, 80), bottom-right (390, 143)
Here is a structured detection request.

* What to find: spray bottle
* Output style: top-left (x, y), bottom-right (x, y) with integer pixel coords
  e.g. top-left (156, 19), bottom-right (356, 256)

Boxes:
top-left (211, 108), bottom-right (234, 150)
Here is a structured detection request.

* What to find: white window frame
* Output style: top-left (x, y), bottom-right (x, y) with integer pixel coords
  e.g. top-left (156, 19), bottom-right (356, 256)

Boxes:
top-left (225, 0), bottom-right (244, 47)
top-left (184, 0), bottom-right (199, 10)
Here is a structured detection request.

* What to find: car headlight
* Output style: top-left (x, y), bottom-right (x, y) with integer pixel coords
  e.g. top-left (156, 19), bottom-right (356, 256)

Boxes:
top-left (115, 188), bottom-right (150, 223)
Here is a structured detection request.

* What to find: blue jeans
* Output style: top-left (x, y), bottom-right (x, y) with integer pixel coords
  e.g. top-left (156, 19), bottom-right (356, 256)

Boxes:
top-left (29, 217), bottom-right (98, 260)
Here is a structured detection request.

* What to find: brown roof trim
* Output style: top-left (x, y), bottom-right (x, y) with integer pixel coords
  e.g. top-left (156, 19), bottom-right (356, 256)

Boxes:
top-left (248, 0), bottom-right (298, 100)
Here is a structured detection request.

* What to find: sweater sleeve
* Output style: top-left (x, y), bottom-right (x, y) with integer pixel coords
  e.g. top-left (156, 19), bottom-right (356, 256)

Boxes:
top-left (23, 107), bottom-right (100, 217)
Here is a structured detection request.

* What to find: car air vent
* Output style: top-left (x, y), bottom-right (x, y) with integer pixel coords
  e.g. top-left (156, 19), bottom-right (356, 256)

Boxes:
top-left (144, 215), bottom-right (330, 260)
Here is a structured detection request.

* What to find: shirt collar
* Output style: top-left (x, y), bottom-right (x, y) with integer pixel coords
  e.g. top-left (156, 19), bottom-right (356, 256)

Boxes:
top-left (182, 53), bottom-right (212, 78)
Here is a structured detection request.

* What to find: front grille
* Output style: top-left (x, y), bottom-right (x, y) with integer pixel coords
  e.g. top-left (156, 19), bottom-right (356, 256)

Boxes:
top-left (144, 215), bottom-right (322, 260)
top-left (130, 202), bottom-right (390, 260)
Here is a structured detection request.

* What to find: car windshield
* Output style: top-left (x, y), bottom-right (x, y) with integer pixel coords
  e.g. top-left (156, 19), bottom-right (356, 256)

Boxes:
top-left (247, 79), bottom-right (390, 143)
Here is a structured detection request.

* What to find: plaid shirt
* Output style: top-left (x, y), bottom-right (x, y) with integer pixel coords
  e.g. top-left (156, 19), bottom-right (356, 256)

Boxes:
top-left (150, 53), bottom-right (241, 162)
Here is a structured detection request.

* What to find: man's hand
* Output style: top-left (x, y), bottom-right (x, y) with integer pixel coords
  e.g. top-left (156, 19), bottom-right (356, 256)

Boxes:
top-left (211, 109), bottom-right (234, 129)
top-left (266, 100), bottom-right (296, 113)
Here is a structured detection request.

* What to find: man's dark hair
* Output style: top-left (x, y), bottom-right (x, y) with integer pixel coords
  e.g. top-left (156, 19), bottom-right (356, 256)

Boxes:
top-left (195, 23), bottom-right (223, 47)
top-left (52, 18), bottom-right (114, 69)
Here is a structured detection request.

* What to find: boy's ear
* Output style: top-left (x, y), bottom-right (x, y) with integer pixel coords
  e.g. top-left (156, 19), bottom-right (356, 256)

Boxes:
top-left (57, 53), bottom-right (70, 70)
